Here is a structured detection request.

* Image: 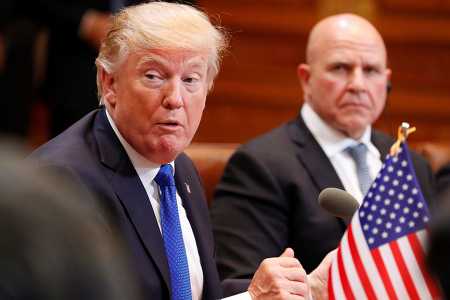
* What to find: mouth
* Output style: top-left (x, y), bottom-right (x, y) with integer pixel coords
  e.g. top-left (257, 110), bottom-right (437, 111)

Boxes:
top-left (155, 120), bottom-right (183, 131)
top-left (340, 99), bottom-right (370, 110)
top-left (341, 103), bottom-right (365, 108)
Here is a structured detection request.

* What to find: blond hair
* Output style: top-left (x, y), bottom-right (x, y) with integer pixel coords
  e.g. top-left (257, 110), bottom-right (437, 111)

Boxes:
top-left (96, 2), bottom-right (228, 100)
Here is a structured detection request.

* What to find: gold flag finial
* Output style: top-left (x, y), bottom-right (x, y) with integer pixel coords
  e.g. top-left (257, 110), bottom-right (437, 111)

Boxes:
top-left (390, 122), bottom-right (416, 156)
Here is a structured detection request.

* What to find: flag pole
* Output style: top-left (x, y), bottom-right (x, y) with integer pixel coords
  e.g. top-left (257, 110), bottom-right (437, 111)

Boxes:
top-left (389, 122), bottom-right (416, 156)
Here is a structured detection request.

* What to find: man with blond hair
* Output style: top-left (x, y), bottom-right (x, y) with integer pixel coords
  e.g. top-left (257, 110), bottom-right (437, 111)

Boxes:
top-left (212, 13), bottom-right (435, 287)
top-left (30, 2), bottom-right (330, 300)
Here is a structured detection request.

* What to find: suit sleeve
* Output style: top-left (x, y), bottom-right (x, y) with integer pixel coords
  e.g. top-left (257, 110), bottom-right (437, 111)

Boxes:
top-left (210, 146), bottom-right (290, 280)
top-left (411, 152), bottom-right (438, 209)
top-left (435, 163), bottom-right (450, 197)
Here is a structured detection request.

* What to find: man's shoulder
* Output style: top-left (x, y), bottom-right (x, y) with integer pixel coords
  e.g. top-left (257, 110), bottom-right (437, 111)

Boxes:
top-left (224, 117), bottom-right (306, 171)
top-left (29, 110), bottom-right (101, 167)
top-left (372, 129), bottom-right (394, 144)
top-left (240, 118), bottom-right (300, 152)
top-left (372, 129), bottom-right (429, 166)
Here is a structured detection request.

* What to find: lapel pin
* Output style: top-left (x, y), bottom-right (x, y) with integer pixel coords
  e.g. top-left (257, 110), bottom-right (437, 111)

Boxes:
top-left (185, 182), bottom-right (191, 194)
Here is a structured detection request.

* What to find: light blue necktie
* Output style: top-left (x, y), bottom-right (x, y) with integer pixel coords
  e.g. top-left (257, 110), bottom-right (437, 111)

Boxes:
top-left (347, 143), bottom-right (373, 196)
top-left (155, 164), bottom-right (192, 300)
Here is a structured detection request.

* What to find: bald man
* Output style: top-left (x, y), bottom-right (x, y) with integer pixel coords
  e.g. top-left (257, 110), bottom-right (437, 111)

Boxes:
top-left (211, 14), bottom-right (436, 285)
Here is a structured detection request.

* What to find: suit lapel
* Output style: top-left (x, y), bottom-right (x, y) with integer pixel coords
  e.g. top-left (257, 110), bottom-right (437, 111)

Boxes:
top-left (174, 155), bottom-right (219, 300)
top-left (371, 130), bottom-right (392, 160)
top-left (288, 116), bottom-right (349, 227)
top-left (93, 109), bottom-right (171, 289)
top-left (289, 116), bottom-right (345, 192)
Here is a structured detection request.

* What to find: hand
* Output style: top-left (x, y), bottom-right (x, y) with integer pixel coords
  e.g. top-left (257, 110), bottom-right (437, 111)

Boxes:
top-left (248, 248), bottom-right (309, 300)
top-left (307, 249), bottom-right (337, 300)
top-left (79, 10), bottom-right (111, 49)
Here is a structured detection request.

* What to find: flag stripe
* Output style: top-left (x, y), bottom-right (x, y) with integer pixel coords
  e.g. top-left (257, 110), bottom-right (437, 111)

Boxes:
top-left (371, 248), bottom-right (398, 300)
top-left (340, 232), bottom-right (367, 299)
top-left (347, 226), bottom-right (377, 300)
top-left (351, 218), bottom-right (389, 299)
top-left (329, 262), bottom-right (335, 300)
top-left (408, 232), bottom-right (441, 298)
top-left (390, 241), bottom-right (421, 300)
top-left (379, 245), bottom-right (409, 299)
top-left (398, 235), bottom-right (432, 299)
top-left (337, 244), bottom-right (356, 300)
top-left (331, 247), bottom-right (346, 300)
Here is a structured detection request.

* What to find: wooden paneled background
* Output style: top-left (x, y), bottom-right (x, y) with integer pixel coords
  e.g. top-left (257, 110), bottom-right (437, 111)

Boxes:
top-left (193, 0), bottom-right (450, 144)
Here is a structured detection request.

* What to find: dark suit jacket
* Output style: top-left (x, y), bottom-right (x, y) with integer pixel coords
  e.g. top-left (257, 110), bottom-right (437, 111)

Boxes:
top-left (427, 180), bottom-right (450, 299)
top-left (211, 115), bottom-right (436, 282)
top-left (29, 108), bottom-right (222, 300)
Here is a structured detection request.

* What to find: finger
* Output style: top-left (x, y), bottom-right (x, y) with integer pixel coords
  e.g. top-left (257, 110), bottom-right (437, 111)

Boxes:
top-left (322, 249), bottom-right (337, 264)
top-left (288, 296), bottom-right (307, 300)
top-left (282, 266), bottom-right (308, 282)
top-left (280, 247), bottom-right (295, 258)
top-left (278, 280), bottom-right (309, 297)
top-left (309, 248), bottom-right (337, 278)
top-left (272, 256), bottom-right (303, 268)
top-left (274, 290), bottom-right (308, 300)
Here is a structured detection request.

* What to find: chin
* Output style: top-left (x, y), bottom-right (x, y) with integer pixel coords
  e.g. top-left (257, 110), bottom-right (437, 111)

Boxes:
top-left (345, 124), bottom-right (370, 139)
top-left (154, 139), bottom-right (188, 163)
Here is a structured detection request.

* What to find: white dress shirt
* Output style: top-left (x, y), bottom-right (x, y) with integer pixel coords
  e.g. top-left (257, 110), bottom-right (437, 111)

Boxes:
top-left (106, 111), bottom-right (204, 299)
top-left (106, 111), bottom-right (251, 300)
top-left (301, 103), bottom-right (382, 203)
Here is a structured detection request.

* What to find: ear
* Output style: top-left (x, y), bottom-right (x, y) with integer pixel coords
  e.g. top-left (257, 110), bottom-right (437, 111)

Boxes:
top-left (99, 67), bottom-right (117, 109)
top-left (297, 63), bottom-right (312, 101)
top-left (385, 68), bottom-right (392, 81)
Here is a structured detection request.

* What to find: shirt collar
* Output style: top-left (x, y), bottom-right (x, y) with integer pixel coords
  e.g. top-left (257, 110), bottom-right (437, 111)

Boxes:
top-left (105, 109), bottom-right (175, 182)
top-left (301, 102), bottom-right (379, 159)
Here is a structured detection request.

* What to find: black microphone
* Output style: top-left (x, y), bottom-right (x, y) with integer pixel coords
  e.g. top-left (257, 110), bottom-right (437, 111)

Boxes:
top-left (318, 187), bottom-right (360, 219)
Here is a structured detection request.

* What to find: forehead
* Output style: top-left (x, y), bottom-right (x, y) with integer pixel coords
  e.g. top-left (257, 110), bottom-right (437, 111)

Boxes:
top-left (321, 39), bottom-right (387, 66)
top-left (130, 49), bottom-right (209, 70)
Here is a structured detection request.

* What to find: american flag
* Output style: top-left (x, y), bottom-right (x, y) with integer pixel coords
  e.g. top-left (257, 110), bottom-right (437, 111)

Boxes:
top-left (328, 142), bottom-right (441, 300)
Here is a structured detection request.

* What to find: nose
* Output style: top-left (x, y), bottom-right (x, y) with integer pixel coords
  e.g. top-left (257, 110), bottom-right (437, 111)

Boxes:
top-left (347, 68), bottom-right (366, 93)
top-left (162, 79), bottom-right (183, 109)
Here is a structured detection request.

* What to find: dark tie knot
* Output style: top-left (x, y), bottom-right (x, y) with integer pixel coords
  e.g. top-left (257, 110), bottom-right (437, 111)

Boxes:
top-left (155, 164), bottom-right (175, 187)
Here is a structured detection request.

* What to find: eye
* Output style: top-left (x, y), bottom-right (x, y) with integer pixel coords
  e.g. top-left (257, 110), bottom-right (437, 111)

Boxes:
top-left (330, 63), bottom-right (349, 72)
top-left (183, 77), bottom-right (195, 84)
top-left (364, 66), bottom-right (380, 75)
top-left (183, 74), bottom-right (200, 84)
top-left (145, 73), bottom-right (161, 80)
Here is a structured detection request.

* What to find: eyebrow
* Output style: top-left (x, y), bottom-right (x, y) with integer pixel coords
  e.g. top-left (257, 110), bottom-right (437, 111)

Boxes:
top-left (136, 55), bottom-right (166, 69)
top-left (136, 54), bottom-right (207, 70)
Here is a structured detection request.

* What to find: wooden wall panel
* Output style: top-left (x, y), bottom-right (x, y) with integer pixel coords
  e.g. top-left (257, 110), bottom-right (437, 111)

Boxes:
top-left (378, 0), bottom-right (450, 14)
top-left (194, 0), bottom-right (450, 144)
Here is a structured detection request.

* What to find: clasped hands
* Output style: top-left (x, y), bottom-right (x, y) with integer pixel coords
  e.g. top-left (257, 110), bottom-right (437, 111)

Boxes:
top-left (248, 248), bottom-right (336, 300)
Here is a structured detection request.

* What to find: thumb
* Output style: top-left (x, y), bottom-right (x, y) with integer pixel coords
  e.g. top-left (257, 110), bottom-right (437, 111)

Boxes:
top-left (308, 249), bottom-right (337, 300)
top-left (280, 247), bottom-right (295, 258)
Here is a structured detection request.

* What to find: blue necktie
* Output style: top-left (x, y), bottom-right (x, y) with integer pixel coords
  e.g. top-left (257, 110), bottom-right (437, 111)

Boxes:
top-left (347, 143), bottom-right (373, 196)
top-left (155, 164), bottom-right (192, 300)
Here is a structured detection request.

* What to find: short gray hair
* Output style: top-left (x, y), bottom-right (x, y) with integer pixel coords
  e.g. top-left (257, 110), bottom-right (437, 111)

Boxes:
top-left (96, 1), bottom-right (228, 100)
